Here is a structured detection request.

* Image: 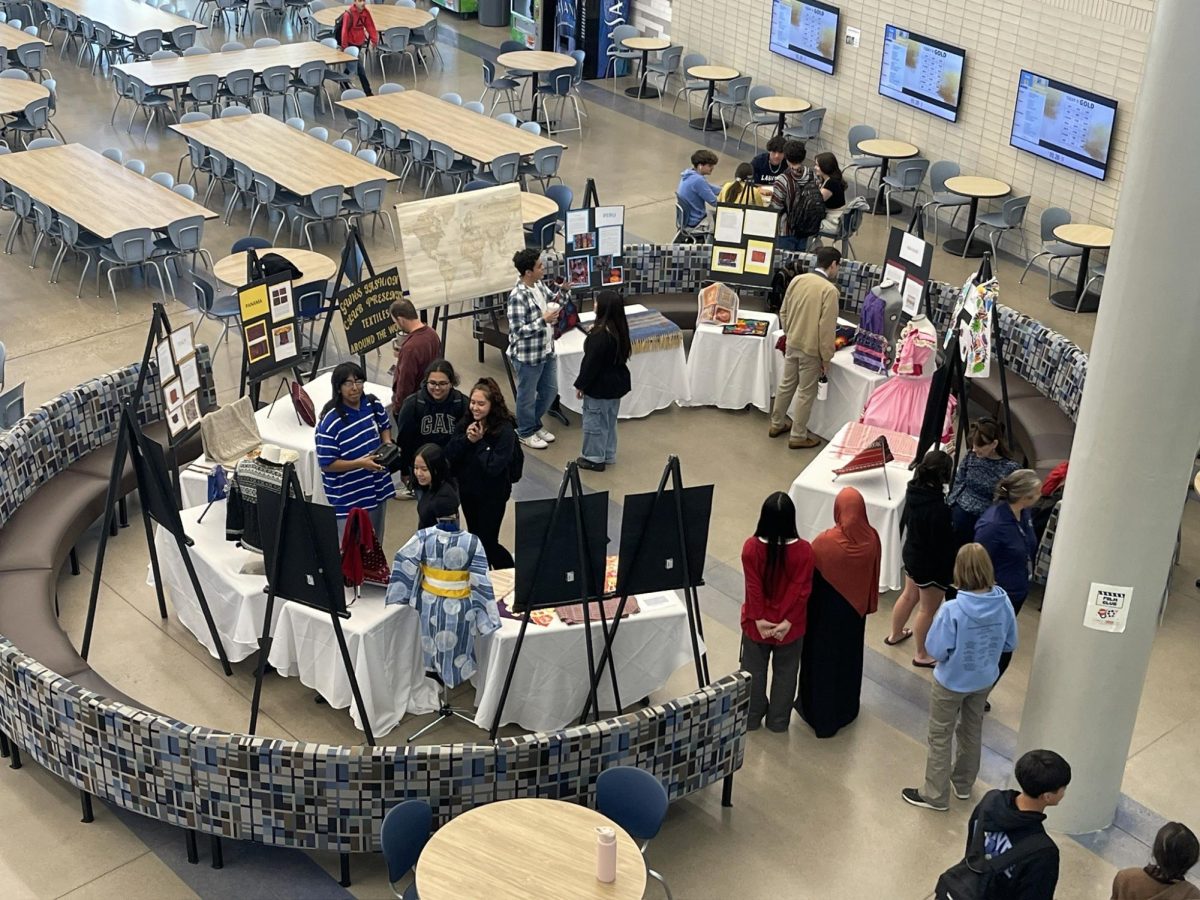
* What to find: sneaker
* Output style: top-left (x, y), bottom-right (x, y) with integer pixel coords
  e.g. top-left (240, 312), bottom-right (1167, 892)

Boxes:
top-left (954, 787), bottom-right (972, 800)
top-left (788, 436), bottom-right (821, 450)
top-left (519, 434), bottom-right (548, 450)
top-left (536, 428), bottom-right (556, 443)
top-left (901, 788), bottom-right (948, 811)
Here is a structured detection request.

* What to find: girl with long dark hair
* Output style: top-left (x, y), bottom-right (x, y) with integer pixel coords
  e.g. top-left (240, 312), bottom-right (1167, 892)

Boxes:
top-left (412, 442), bottom-right (459, 529)
top-left (573, 290), bottom-right (631, 472)
top-left (739, 491), bottom-right (813, 732)
top-left (946, 418), bottom-right (1019, 545)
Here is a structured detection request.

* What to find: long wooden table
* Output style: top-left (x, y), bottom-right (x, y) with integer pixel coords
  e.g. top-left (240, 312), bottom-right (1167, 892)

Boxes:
top-left (115, 41), bottom-right (353, 88)
top-left (337, 89), bottom-right (564, 164)
top-left (312, 3), bottom-right (431, 30)
top-left (0, 143), bottom-right (215, 239)
top-left (170, 113), bottom-right (397, 196)
top-left (0, 79), bottom-right (50, 115)
top-left (52, 0), bottom-right (202, 37)
top-left (0, 20), bottom-right (51, 47)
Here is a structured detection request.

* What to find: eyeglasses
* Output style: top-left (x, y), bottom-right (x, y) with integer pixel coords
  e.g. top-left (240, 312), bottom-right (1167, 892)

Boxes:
top-left (343, 379), bottom-right (365, 387)
top-left (426, 379), bottom-right (451, 388)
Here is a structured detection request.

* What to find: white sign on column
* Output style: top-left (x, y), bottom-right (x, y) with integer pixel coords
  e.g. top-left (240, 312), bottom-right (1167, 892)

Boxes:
top-left (1083, 582), bottom-right (1133, 633)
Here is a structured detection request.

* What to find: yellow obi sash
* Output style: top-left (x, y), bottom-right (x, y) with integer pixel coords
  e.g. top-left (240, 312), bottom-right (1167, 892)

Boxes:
top-left (420, 564), bottom-right (471, 599)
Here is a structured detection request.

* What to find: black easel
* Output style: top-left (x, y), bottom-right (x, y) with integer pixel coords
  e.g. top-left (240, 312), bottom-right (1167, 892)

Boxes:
top-left (310, 225), bottom-right (377, 380)
top-left (248, 462), bottom-right (376, 745)
top-left (488, 462), bottom-right (612, 740)
top-left (581, 177), bottom-right (600, 209)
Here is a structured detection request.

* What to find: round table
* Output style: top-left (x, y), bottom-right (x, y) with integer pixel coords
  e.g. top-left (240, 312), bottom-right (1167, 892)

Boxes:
top-left (213, 248), bottom-right (338, 286)
top-left (0, 78), bottom-right (49, 116)
top-left (941, 176), bottom-right (1011, 258)
top-left (620, 36), bottom-right (670, 99)
top-left (685, 64), bottom-right (739, 132)
top-left (520, 191), bottom-right (557, 226)
top-left (312, 4), bottom-right (431, 30)
top-left (856, 139), bottom-right (918, 215)
top-left (497, 50), bottom-right (576, 123)
top-left (415, 798), bottom-right (647, 900)
top-left (754, 95), bottom-right (811, 137)
top-left (1050, 223), bottom-right (1113, 313)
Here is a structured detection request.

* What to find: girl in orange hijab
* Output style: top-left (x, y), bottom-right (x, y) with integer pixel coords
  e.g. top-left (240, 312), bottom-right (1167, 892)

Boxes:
top-left (798, 487), bottom-right (882, 737)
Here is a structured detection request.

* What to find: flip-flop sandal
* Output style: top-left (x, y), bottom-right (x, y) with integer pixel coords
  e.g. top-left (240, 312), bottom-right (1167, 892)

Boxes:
top-left (883, 628), bottom-right (912, 646)
top-left (912, 659), bottom-right (937, 669)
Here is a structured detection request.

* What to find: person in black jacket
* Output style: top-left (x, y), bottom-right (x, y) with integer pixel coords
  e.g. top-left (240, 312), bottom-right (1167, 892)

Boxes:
top-left (394, 359), bottom-right (468, 497)
top-left (573, 291), bottom-right (631, 472)
top-left (887, 449), bottom-right (958, 667)
top-left (412, 442), bottom-right (459, 529)
top-left (445, 377), bottom-right (517, 568)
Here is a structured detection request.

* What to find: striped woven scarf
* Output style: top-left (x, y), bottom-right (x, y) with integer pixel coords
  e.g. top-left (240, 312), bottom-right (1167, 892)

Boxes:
top-left (627, 309), bottom-right (683, 354)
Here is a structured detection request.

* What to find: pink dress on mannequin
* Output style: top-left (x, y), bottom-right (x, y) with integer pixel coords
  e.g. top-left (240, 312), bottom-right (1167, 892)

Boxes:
top-left (859, 319), bottom-right (955, 439)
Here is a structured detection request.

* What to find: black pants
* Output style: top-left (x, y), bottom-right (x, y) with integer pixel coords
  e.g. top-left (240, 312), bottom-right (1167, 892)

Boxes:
top-left (353, 58), bottom-right (373, 95)
top-left (460, 490), bottom-right (514, 569)
top-left (996, 592), bottom-right (1027, 681)
top-left (740, 634), bottom-right (803, 731)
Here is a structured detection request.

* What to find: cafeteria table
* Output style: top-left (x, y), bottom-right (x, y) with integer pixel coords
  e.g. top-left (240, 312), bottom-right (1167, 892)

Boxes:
top-left (621, 35), bottom-right (671, 99)
top-left (1049, 223), bottom-right (1112, 313)
top-left (755, 94), bottom-right (811, 137)
top-left (941, 175), bottom-right (1011, 258)
top-left (856, 138), bottom-right (918, 215)
top-left (685, 64), bottom-right (739, 131)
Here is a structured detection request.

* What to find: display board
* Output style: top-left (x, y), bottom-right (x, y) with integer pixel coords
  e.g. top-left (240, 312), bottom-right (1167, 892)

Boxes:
top-left (616, 485), bottom-right (713, 594)
top-left (769, 0), bottom-right (839, 75)
top-left (881, 226), bottom-right (933, 319)
top-left (707, 204), bottom-right (780, 287)
top-left (563, 205), bottom-right (625, 290)
top-left (513, 493), bottom-right (609, 611)
top-left (155, 322), bottom-right (204, 444)
top-left (878, 24), bottom-right (965, 123)
top-left (393, 183), bottom-right (524, 311)
top-left (1010, 70), bottom-right (1116, 180)
top-left (238, 272), bottom-right (300, 383)
top-left (338, 266), bottom-right (404, 356)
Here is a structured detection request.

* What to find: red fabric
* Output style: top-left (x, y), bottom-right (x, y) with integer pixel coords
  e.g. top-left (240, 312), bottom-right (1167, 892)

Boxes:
top-left (391, 325), bottom-right (443, 410)
top-left (740, 536), bottom-right (813, 645)
top-left (811, 488), bottom-right (881, 617)
top-left (833, 435), bottom-right (895, 475)
top-left (340, 508), bottom-right (388, 586)
top-left (1042, 460), bottom-right (1069, 496)
top-left (340, 6), bottom-right (378, 48)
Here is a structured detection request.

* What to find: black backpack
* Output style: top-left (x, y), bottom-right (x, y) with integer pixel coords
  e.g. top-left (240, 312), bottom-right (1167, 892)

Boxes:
top-left (769, 260), bottom-right (803, 312)
top-left (935, 824), bottom-right (1056, 900)
top-left (508, 438), bottom-right (524, 483)
top-left (332, 11), bottom-right (345, 40)
top-left (787, 170), bottom-right (826, 239)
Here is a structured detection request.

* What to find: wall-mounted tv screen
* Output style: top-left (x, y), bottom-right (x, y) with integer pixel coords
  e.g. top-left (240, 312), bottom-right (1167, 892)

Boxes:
top-left (769, 0), bottom-right (840, 75)
top-left (1010, 70), bottom-right (1116, 180)
top-left (878, 25), bottom-right (965, 122)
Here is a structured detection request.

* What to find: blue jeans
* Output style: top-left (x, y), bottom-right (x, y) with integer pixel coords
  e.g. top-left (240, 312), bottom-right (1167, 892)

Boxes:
top-left (777, 234), bottom-right (809, 252)
top-left (513, 356), bottom-right (557, 438)
top-left (581, 396), bottom-right (620, 463)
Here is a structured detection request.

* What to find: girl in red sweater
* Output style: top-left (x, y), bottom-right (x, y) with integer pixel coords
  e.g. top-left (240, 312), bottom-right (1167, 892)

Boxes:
top-left (740, 491), bottom-right (814, 732)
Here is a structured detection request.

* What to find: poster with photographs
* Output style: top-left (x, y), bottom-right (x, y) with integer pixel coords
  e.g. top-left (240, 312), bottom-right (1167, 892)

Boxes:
top-left (562, 205), bottom-right (625, 289)
top-left (238, 271), bottom-right (300, 383)
top-left (154, 321), bottom-right (203, 446)
top-left (707, 203), bottom-right (780, 287)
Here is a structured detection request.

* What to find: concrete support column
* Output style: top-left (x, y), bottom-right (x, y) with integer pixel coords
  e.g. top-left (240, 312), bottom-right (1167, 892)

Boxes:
top-left (1014, 0), bottom-right (1200, 834)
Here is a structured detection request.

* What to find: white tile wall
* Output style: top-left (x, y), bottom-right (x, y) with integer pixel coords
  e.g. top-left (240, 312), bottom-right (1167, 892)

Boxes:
top-left (632, 0), bottom-right (672, 39)
top-left (673, 0), bottom-right (1153, 254)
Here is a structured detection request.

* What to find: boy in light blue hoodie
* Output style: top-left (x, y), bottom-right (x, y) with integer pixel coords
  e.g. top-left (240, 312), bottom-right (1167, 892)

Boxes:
top-left (676, 149), bottom-right (720, 228)
top-left (902, 543), bottom-right (1018, 811)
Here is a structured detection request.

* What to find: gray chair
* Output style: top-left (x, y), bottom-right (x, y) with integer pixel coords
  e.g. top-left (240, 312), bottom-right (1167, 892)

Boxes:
top-left (965, 194), bottom-right (1031, 260)
top-left (537, 68), bottom-right (581, 138)
top-left (518, 145), bottom-right (563, 192)
top-left (257, 65), bottom-right (293, 118)
top-left (166, 23), bottom-right (197, 52)
top-left (97, 228), bottom-right (167, 311)
top-left (424, 140), bottom-right (474, 195)
top-left (14, 40), bottom-right (49, 81)
top-left (131, 29), bottom-right (163, 61)
top-left (149, 50), bottom-right (179, 60)
top-left (25, 137), bottom-right (61, 150)
top-left (153, 215), bottom-right (212, 298)
top-left (285, 116), bottom-right (305, 130)
top-left (188, 270), bottom-right (242, 355)
top-left (101, 146), bottom-right (123, 163)
top-left (175, 121), bottom-right (210, 185)
top-left (1081, 262), bottom-right (1106, 308)
top-left (290, 59), bottom-right (331, 118)
top-left (818, 196), bottom-right (868, 259)
top-left (476, 152), bottom-right (521, 186)
top-left (379, 82), bottom-right (405, 95)
top-left (51, 213), bottom-right (105, 291)
top-left (308, 125), bottom-right (329, 141)
top-left (843, 124), bottom-right (882, 196)
top-left (288, 184), bottom-right (345, 249)
top-left (479, 58), bottom-right (518, 114)
top-left (254, 0), bottom-right (286, 33)
top-left (399, 130), bottom-right (430, 193)
top-left (644, 45), bottom-right (681, 104)
top-left (5, 96), bottom-right (51, 148)
top-left (783, 107), bottom-right (826, 148)
top-left (881, 157), bottom-right (930, 231)
top-left (494, 112), bottom-right (518, 126)
top-left (150, 171), bottom-right (174, 188)
top-left (463, 100), bottom-right (485, 114)
top-left (736, 84), bottom-right (777, 151)
top-left (182, 73), bottom-right (220, 116)
top-left (224, 159), bottom-right (256, 223)
top-left (28, 198), bottom-right (63, 270)
top-left (604, 23), bottom-right (639, 85)
top-left (706, 75), bottom-right (751, 140)
top-left (0, 382), bottom-right (24, 429)
top-left (920, 160), bottom-right (970, 244)
top-left (126, 75), bottom-right (175, 139)
top-left (248, 171), bottom-right (299, 244)
top-left (1019, 207), bottom-right (1083, 297)
top-left (671, 52), bottom-right (707, 115)
top-left (673, 199), bottom-right (710, 243)
top-left (341, 179), bottom-right (396, 248)
top-left (183, 46), bottom-right (210, 56)
top-left (379, 26), bottom-right (418, 81)
top-left (409, 16), bottom-right (442, 71)
top-left (377, 120), bottom-right (407, 173)
top-left (173, 183), bottom-right (196, 200)
top-left (221, 105), bottom-right (253, 118)
top-left (217, 68), bottom-right (256, 112)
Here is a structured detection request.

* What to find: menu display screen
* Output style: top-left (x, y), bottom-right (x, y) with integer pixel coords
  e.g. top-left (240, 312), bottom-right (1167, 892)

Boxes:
top-left (769, 0), bottom-right (839, 75)
top-left (878, 25), bottom-right (965, 122)
top-left (1010, 70), bottom-right (1117, 180)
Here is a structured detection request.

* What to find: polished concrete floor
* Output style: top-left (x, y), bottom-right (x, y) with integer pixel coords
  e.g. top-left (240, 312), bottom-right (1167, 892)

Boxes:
top-left (1, 8), bottom-right (1196, 900)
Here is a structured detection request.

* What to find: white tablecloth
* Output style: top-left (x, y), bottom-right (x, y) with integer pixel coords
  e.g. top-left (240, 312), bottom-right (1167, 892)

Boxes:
top-left (555, 305), bottom-right (689, 419)
top-left (472, 591), bottom-right (698, 732)
top-left (179, 371), bottom-right (392, 508)
top-left (787, 423), bottom-right (907, 591)
top-left (682, 311), bottom-right (779, 413)
top-left (153, 503), bottom-right (438, 737)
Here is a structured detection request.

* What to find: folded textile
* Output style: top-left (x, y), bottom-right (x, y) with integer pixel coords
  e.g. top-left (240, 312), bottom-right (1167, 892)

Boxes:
top-left (556, 596), bottom-right (640, 625)
top-left (832, 422), bottom-right (918, 464)
top-left (627, 309), bottom-right (683, 354)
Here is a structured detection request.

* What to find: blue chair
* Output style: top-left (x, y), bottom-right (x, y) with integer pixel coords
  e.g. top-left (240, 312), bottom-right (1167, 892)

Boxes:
top-left (595, 767), bottom-right (673, 900)
top-left (546, 183), bottom-right (573, 217)
top-left (462, 180), bottom-right (492, 192)
top-left (524, 211), bottom-right (558, 249)
top-left (381, 799), bottom-right (431, 900)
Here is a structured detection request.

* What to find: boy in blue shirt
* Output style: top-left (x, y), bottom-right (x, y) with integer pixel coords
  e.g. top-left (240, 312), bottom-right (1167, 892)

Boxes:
top-left (676, 149), bottom-right (720, 228)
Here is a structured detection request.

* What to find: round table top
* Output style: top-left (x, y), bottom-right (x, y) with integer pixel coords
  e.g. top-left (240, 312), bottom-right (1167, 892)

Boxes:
top-left (213, 248), bottom-right (338, 286)
top-left (416, 799), bottom-right (647, 900)
top-left (686, 64), bottom-right (740, 82)
top-left (0, 79), bottom-right (50, 114)
top-left (621, 36), bottom-right (671, 51)
top-left (1053, 223), bottom-right (1113, 249)
top-left (856, 138), bottom-right (918, 159)
top-left (520, 192), bottom-right (558, 226)
top-left (943, 175), bottom-right (1011, 199)
top-left (312, 4), bottom-right (431, 29)
top-left (497, 49), bottom-right (577, 72)
top-left (754, 95), bottom-right (811, 114)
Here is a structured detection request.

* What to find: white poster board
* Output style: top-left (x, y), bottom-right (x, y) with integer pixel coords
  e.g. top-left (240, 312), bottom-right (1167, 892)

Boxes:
top-left (1083, 582), bottom-right (1132, 634)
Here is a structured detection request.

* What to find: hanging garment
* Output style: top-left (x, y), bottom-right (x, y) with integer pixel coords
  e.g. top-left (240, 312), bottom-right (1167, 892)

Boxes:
top-left (340, 507), bottom-right (390, 587)
top-left (859, 319), bottom-right (955, 440)
top-left (224, 456), bottom-right (288, 553)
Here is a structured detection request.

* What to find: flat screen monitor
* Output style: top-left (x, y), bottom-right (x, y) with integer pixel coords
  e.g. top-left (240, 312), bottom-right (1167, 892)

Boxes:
top-left (768, 0), bottom-right (839, 75)
top-left (1009, 70), bottom-right (1117, 180)
top-left (877, 25), bottom-right (965, 122)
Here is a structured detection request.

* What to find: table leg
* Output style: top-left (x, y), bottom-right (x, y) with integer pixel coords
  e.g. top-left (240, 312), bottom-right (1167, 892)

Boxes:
top-left (775, 112), bottom-right (786, 137)
top-left (1050, 246), bottom-right (1099, 312)
top-left (625, 50), bottom-right (660, 99)
top-left (689, 80), bottom-right (720, 131)
top-left (942, 198), bottom-right (989, 257)
top-left (869, 157), bottom-right (894, 215)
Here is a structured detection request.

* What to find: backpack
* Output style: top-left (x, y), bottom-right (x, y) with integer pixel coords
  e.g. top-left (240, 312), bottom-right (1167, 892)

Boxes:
top-left (508, 438), bottom-right (524, 484)
top-left (332, 12), bottom-right (345, 41)
top-left (787, 170), bottom-right (826, 239)
top-left (769, 259), bottom-right (802, 313)
top-left (935, 824), bottom-right (1056, 900)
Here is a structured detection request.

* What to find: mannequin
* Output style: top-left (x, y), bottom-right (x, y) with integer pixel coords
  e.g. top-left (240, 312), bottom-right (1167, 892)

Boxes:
top-left (859, 314), bottom-right (955, 439)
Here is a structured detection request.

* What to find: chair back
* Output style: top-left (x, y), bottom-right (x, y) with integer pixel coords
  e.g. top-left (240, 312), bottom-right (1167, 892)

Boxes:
top-left (0, 382), bottom-right (25, 429)
top-left (379, 120), bottom-right (404, 151)
top-left (21, 96), bottom-right (48, 128)
top-left (893, 157), bottom-right (929, 189)
top-left (463, 100), bottom-right (485, 114)
top-left (519, 120), bottom-right (541, 135)
top-left (848, 124), bottom-right (877, 156)
top-left (352, 178), bottom-right (386, 212)
top-left (547, 68), bottom-right (572, 96)
top-left (610, 23), bottom-right (638, 47)
top-left (341, 87), bottom-right (366, 104)
top-left (331, 138), bottom-right (353, 152)
top-left (260, 64), bottom-right (291, 92)
top-left (221, 105), bottom-right (252, 117)
top-left (150, 171), bottom-right (174, 187)
top-left (674, 199), bottom-right (686, 230)
top-left (532, 145), bottom-right (563, 179)
top-left (546, 183), bottom-right (572, 214)
top-left (9, 187), bottom-right (32, 218)
top-left (220, 40), bottom-right (245, 52)
top-left (190, 270), bottom-right (217, 314)
top-left (681, 52), bottom-right (706, 75)
top-left (224, 67), bottom-right (255, 98)
top-left (407, 130), bottom-right (429, 164)
top-left (1040, 206), bottom-right (1072, 241)
top-left (0, 70), bottom-right (30, 81)
top-left (429, 140), bottom-right (456, 171)
top-left (15, 43), bottom-right (44, 71)
top-left (380, 800), bottom-right (432, 885)
top-left (495, 112), bottom-right (518, 126)
top-left (110, 228), bottom-right (156, 263)
top-left (296, 59), bottom-right (326, 87)
top-left (57, 213), bottom-right (80, 245)
top-left (499, 40), bottom-right (525, 54)
top-left (170, 24), bottom-right (197, 50)
top-left (356, 148), bottom-right (377, 165)
top-left (254, 36), bottom-right (280, 47)
top-left (286, 116), bottom-right (305, 130)
top-left (124, 158), bottom-right (146, 174)
top-left (488, 152), bottom-right (521, 184)
top-left (355, 109), bottom-right (378, 142)
top-left (309, 184), bottom-right (344, 216)
top-left (747, 84), bottom-right (775, 112)
top-left (794, 106), bottom-right (825, 139)
top-left (26, 137), bottom-right (60, 150)
top-left (595, 767), bottom-right (669, 842)
top-left (101, 146), bottom-right (123, 163)
top-left (31, 198), bottom-right (54, 232)
top-left (570, 49), bottom-right (586, 85)
top-left (294, 279), bottom-right (328, 319)
top-left (135, 29), bottom-right (162, 56)
top-left (526, 212), bottom-right (557, 249)
top-left (394, 0), bottom-right (416, 6)
top-left (481, 58), bottom-right (500, 86)
top-left (251, 172), bottom-right (276, 204)
top-left (928, 160), bottom-right (960, 193)
top-left (207, 147), bottom-right (230, 176)
top-left (440, 92), bottom-right (462, 105)
top-left (183, 46), bottom-right (210, 56)
top-left (725, 76), bottom-right (752, 103)
top-left (379, 82), bottom-right (404, 94)
top-left (462, 180), bottom-right (490, 192)
top-left (232, 159), bottom-right (255, 192)
top-left (167, 215), bottom-right (205, 251)
top-left (308, 125), bottom-right (329, 141)
top-left (381, 26), bottom-right (409, 51)
top-left (656, 45), bottom-right (682, 75)
top-left (187, 73), bottom-right (219, 103)
top-left (173, 183), bottom-right (196, 200)
top-left (1002, 195), bottom-right (1031, 227)
top-left (78, 17), bottom-right (96, 42)
top-left (150, 50), bottom-right (178, 60)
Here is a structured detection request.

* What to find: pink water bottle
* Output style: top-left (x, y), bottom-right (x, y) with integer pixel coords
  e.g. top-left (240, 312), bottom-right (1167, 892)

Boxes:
top-left (595, 826), bottom-right (616, 883)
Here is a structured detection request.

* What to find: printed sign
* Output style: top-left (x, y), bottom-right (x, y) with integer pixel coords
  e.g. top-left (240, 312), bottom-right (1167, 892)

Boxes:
top-left (1083, 581), bottom-right (1132, 634)
top-left (338, 267), bottom-right (405, 356)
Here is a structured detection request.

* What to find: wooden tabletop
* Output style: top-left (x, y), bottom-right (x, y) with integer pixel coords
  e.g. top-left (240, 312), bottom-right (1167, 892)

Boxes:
top-left (53, 0), bottom-right (203, 37)
top-left (415, 799), bottom-right (646, 900)
top-left (0, 20), bottom-right (50, 47)
top-left (520, 192), bottom-right (557, 225)
top-left (755, 95), bottom-right (811, 114)
top-left (856, 138), bottom-right (918, 159)
top-left (338, 89), bottom-right (565, 163)
top-left (621, 36), bottom-right (670, 51)
top-left (944, 175), bottom-right (1011, 199)
top-left (115, 41), bottom-right (353, 87)
top-left (0, 79), bottom-right (50, 115)
top-left (312, 3), bottom-right (431, 30)
top-left (686, 64), bottom-right (739, 81)
top-left (0, 143), bottom-right (215, 239)
top-left (497, 50), bottom-right (576, 73)
top-left (171, 113), bottom-right (397, 196)
top-left (213, 248), bottom-right (338, 286)
top-left (1053, 223), bottom-right (1113, 249)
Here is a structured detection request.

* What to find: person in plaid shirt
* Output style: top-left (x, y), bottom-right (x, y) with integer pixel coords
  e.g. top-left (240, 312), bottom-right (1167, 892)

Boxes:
top-left (507, 248), bottom-right (563, 450)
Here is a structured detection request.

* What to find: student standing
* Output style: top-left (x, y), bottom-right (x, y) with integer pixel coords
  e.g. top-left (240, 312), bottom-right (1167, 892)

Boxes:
top-left (768, 140), bottom-right (823, 251)
top-left (507, 248), bottom-right (561, 451)
top-left (946, 418), bottom-right (1019, 545)
top-left (337, 0), bottom-right (379, 95)
top-left (573, 290), bottom-right (631, 472)
top-left (394, 359), bottom-right (468, 492)
top-left (676, 149), bottom-right (720, 228)
top-left (389, 298), bottom-right (442, 415)
top-left (1112, 822), bottom-right (1200, 900)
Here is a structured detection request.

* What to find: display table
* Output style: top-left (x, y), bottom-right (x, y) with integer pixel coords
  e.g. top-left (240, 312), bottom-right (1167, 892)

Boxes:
top-left (416, 798), bottom-right (646, 900)
top-left (153, 504), bottom-right (438, 736)
top-left (787, 422), bottom-right (907, 591)
top-left (683, 310), bottom-right (779, 412)
top-left (555, 305), bottom-right (689, 419)
top-left (473, 591), bottom-right (696, 732)
top-left (1049, 223), bottom-right (1112, 313)
top-left (941, 176), bottom-right (1011, 258)
top-left (856, 138), bottom-right (918, 215)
